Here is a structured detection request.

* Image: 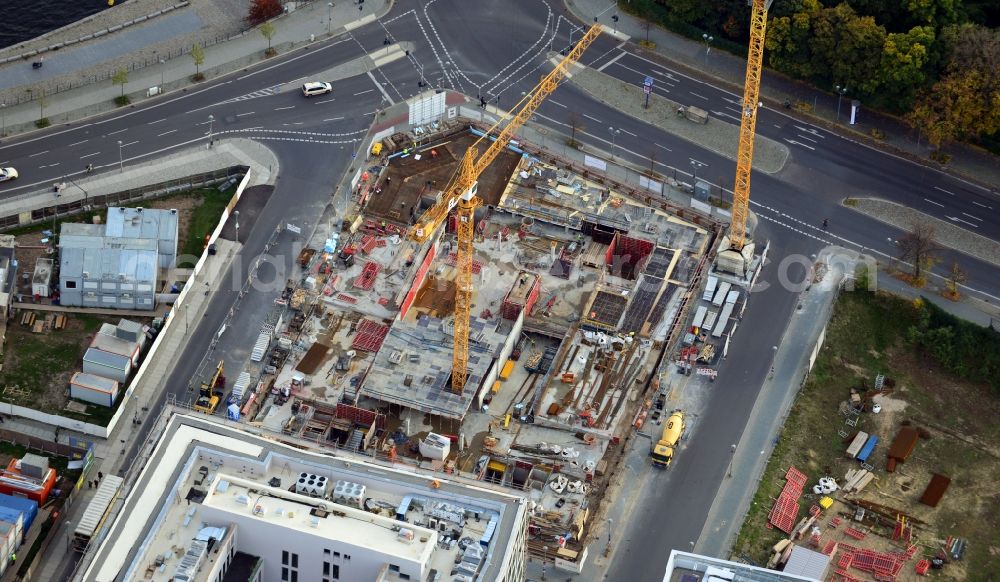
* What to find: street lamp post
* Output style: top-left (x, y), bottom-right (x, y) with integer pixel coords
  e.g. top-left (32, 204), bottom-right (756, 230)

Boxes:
top-left (159, 59), bottom-right (165, 89)
top-left (835, 85), bottom-right (848, 122)
top-left (1, 103), bottom-right (5, 137)
top-left (328, 2), bottom-right (334, 34)
top-left (727, 443), bottom-right (737, 477)
top-left (604, 518), bottom-right (613, 556)
top-left (541, 545), bottom-right (549, 580)
top-left (702, 33), bottom-right (714, 61)
top-left (208, 114), bottom-right (215, 147)
top-left (608, 126), bottom-right (621, 159)
top-left (233, 210), bottom-right (240, 243)
top-left (690, 159), bottom-right (706, 181)
top-left (117, 140), bottom-right (124, 173)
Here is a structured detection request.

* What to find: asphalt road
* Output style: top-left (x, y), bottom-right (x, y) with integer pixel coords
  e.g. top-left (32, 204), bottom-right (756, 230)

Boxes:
top-left (0, 1), bottom-right (997, 580)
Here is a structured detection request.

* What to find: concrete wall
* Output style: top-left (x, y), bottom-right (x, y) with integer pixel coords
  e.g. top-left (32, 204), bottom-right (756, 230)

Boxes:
top-left (476, 311), bottom-right (524, 411)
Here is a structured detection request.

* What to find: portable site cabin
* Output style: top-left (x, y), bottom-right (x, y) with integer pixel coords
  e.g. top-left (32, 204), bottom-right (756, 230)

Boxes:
top-left (0, 520), bottom-right (18, 575)
top-left (0, 493), bottom-right (38, 531)
top-left (73, 475), bottom-right (124, 552)
top-left (82, 348), bottom-right (131, 383)
top-left (70, 372), bottom-right (120, 408)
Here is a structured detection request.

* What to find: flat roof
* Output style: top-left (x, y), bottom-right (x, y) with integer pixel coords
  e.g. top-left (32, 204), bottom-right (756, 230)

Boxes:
top-left (664, 550), bottom-right (820, 582)
top-left (203, 473), bottom-right (434, 563)
top-left (83, 348), bottom-right (130, 370)
top-left (361, 314), bottom-right (504, 420)
top-left (82, 413), bottom-right (526, 582)
top-left (105, 207), bottom-right (178, 243)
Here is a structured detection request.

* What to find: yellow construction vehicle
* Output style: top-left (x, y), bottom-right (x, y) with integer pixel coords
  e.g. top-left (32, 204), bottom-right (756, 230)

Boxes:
top-left (194, 360), bottom-right (226, 414)
top-left (651, 410), bottom-right (685, 468)
top-left (407, 23), bottom-right (604, 392)
top-left (716, 0), bottom-right (773, 277)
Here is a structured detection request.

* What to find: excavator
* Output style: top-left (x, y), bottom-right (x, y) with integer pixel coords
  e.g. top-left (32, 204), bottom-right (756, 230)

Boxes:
top-left (194, 360), bottom-right (226, 414)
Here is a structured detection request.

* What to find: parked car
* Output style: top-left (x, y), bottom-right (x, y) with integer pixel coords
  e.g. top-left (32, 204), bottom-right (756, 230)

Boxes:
top-left (0, 167), bottom-right (18, 182)
top-left (301, 82), bottom-right (333, 97)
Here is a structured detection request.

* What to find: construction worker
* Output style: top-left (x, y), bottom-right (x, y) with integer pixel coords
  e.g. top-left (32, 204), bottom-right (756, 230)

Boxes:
top-left (822, 218), bottom-right (829, 230)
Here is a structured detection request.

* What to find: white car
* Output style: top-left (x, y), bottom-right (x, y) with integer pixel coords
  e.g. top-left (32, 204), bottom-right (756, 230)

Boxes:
top-left (301, 82), bottom-right (333, 97)
top-left (0, 167), bottom-right (17, 182)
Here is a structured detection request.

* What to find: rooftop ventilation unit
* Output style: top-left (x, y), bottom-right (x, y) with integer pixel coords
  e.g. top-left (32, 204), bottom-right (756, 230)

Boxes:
top-left (172, 539), bottom-right (208, 581)
top-left (332, 480), bottom-right (365, 508)
top-left (295, 473), bottom-right (328, 498)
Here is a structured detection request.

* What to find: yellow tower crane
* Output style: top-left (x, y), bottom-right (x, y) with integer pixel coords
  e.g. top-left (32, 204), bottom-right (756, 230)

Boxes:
top-left (408, 23), bottom-right (603, 392)
top-left (716, 0), bottom-right (773, 276)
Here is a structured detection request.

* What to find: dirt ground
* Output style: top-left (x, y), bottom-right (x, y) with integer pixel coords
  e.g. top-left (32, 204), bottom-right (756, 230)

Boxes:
top-left (732, 291), bottom-right (1000, 580)
top-left (368, 131), bottom-right (522, 224)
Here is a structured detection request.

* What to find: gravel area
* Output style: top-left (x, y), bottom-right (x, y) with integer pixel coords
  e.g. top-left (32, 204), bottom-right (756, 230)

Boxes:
top-left (0, 0), bottom-right (247, 108)
top-left (848, 198), bottom-right (1000, 268)
top-left (567, 64), bottom-right (790, 174)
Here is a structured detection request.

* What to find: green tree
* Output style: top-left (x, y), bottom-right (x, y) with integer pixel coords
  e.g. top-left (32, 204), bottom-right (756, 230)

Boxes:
top-left (908, 24), bottom-right (1000, 146)
top-left (874, 26), bottom-right (935, 107)
top-left (260, 21), bottom-right (276, 51)
top-left (766, 9), bottom-right (820, 79)
top-left (112, 68), bottom-right (128, 97)
top-left (191, 43), bottom-right (205, 76)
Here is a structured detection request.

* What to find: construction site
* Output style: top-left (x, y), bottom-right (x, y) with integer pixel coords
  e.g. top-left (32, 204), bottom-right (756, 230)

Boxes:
top-left (732, 286), bottom-right (1000, 580)
top-left (184, 73), bottom-right (739, 575)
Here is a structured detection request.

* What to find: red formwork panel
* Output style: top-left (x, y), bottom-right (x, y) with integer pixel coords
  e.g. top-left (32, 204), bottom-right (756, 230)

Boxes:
top-left (354, 261), bottom-right (381, 290)
top-left (845, 527), bottom-right (867, 540)
top-left (785, 466), bottom-right (809, 489)
top-left (767, 493), bottom-right (799, 534)
top-left (351, 319), bottom-right (390, 353)
top-left (838, 552), bottom-right (854, 568)
top-left (823, 540), bottom-right (838, 556)
top-left (445, 253), bottom-right (483, 274)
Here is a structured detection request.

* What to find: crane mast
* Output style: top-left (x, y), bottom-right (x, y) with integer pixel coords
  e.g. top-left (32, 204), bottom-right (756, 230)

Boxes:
top-left (409, 23), bottom-right (603, 391)
top-left (717, 0), bottom-right (772, 276)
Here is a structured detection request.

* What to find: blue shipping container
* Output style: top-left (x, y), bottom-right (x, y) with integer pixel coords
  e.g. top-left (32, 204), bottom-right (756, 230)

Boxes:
top-left (856, 435), bottom-right (879, 463)
top-left (0, 508), bottom-right (24, 533)
top-left (0, 494), bottom-right (38, 532)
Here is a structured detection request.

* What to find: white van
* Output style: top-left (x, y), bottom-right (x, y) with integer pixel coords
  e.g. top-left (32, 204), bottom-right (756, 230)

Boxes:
top-left (301, 82), bottom-right (333, 97)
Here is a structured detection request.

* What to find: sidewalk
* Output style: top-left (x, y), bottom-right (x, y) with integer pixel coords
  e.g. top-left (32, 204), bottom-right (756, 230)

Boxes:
top-left (0, 0), bottom-right (390, 137)
top-left (564, 0), bottom-right (1000, 190)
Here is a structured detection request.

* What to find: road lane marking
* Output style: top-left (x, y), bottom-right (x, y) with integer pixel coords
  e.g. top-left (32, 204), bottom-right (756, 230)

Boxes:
top-left (353, 89), bottom-right (375, 96)
top-left (314, 97), bottom-right (336, 104)
top-left (934, 186), bottom-right (955, 196)
top-left (620, 128), bottom-right (637, 137)
top-left (236, 112), bottom-right (255, 117)
top-left (583, 114), bottom-right (602, 123)
top-left (596, 51), bottom-right (626, 72)
top-left (107, 128), bottom-right (127, 135)
top-left (148, 118), bottom-right (167, 125)
top-left (366, 71), bottom-right (396, 105)
top-left (158, 129), bottom-right (177, 137)
top-left (654, 143), bottom-right (672, 152)
top-left (28, 150), bottom-right (48, 157)
top-left (274, 106), bottom-right (295, 111)
top-left (323, 116), bottom-right (345, 122)
top-left (923, 198), bottom-right (944, 208)
top-left (712, 110), bottom-right (741, 123)
top-left (235, 37), bottom-right (350, 81)
top-left (197, 119), bottom-right (213, 125)
top-left (793, 125), bottom-right (826, 138)
top-left (795, 134), bottom-right (818, 143)
top-left (689, 158), bottom-right (708, 165)
top-left (961, 212), bottom-right (983, 222)
top-left (80, 152), bottom-right (101, 159)
top-left (548, 99), bottom-right (567, 108)
top-left (947, 216), bottom-right (978, 228)
top-left (38, 163), bottom-right (60, 168)
top-left (972, 201), bottom-right (992, 209)
top-left (68, 139), bottom-right (88, 147)
top-left (783, 138), bottom-right (815, 150)
top-left (689, 91), bottom-right (708, 100)
top-left (121, 140), bottom-right (139, 147)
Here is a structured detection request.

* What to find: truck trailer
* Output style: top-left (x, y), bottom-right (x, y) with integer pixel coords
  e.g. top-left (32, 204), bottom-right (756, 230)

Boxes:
top-left (651, 410), bottom-right (685, 468)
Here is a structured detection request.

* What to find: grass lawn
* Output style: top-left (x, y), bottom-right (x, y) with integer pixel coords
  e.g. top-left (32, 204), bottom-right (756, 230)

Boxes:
top-left (165, 187), bottom-right (232, 264)
top-left (0, 314), bottom-right (124, 426)
top-left (732, 289), bottom-right (1000, 578)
